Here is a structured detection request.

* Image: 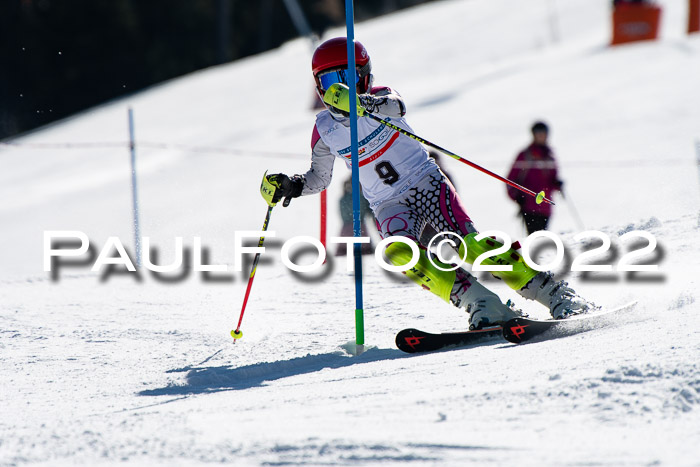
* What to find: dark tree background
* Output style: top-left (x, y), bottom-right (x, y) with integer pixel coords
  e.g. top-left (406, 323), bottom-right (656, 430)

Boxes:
top-left (0, 0), bottom-right (437, 140)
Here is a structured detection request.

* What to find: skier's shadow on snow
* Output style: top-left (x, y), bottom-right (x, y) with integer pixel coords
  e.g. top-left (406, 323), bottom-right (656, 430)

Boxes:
top-left (139, 347), bottom-right (405, 396)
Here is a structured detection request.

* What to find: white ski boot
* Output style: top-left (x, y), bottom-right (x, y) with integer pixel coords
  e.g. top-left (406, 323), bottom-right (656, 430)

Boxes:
top-left (518, 272), bottom-right (595, 319)
top-left (451, 272), bottom-right (523, 330)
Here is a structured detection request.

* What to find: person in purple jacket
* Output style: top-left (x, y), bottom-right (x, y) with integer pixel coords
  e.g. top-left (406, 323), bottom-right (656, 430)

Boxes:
top-left (507, 121), bottom-right (563, 234)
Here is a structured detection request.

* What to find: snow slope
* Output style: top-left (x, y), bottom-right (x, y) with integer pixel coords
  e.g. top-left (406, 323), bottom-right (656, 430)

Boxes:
top-left (2, 0), bottom-right (700, 465)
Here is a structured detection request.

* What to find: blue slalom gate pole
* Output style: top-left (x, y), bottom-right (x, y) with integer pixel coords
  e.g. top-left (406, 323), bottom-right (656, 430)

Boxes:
top-left (344, 0), bottom-right (365, 348)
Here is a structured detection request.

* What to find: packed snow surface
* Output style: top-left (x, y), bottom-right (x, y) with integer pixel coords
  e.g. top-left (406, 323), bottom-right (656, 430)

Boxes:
top-left (2, 0), bottom-right (700, 465)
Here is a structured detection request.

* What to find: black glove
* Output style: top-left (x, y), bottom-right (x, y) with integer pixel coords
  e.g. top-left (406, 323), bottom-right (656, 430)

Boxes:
top-left (268, 173), bottom-right (304, 207)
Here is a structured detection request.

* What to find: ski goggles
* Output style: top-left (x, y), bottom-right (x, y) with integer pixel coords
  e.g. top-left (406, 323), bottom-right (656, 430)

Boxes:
top-left (317, 68), bottom-right (361, 91)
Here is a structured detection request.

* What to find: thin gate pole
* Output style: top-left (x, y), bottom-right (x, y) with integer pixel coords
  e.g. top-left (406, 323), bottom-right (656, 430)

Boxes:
top-left (344, 0), bottom-right (365, 350)
top-left (128, 108), bottom-right (142, 268)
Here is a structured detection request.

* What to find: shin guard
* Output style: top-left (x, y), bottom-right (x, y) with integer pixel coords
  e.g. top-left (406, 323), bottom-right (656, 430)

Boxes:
top-left (384, 241), bottom-right (456, 302)
top-left (458, 233), bottom-right (538, 291)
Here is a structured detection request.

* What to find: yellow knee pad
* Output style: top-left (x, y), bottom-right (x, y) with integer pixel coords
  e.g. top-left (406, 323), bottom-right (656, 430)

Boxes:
top-left (458, 233), bottom-right (537, 290)
top-left (384, 241), bottom-right (456, 302)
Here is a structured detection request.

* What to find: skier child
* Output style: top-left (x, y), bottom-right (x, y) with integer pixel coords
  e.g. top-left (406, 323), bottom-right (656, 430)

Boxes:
top-left (260, 37), bottom-right (592, 329)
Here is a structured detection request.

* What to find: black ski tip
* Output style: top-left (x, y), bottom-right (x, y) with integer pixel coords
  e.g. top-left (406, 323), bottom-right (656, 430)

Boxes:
top-left (502, 317), bottom-right (555, 344)
top-left (395, 328), bottom-right (426, 353)
top-left (396, 326), bottom-right (503, 353)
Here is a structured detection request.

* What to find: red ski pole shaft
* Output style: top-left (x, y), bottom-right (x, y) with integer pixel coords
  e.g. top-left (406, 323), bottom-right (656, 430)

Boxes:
top-left (231, 205), bottom-right (273, 342)
top-left (364, 112), bottom-right (554, 205)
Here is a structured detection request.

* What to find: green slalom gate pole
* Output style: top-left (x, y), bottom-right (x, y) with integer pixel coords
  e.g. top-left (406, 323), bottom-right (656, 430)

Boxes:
top-left (345, 0), bottom-right (364, 349)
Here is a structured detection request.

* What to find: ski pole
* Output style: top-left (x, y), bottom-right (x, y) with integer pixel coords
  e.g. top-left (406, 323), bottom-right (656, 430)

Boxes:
top-left (231, 205), bottom-right (274, 342)
top-left (561, 187), bottom-right (586, 231)
top-left (364, 112), bottom-right (554, 206)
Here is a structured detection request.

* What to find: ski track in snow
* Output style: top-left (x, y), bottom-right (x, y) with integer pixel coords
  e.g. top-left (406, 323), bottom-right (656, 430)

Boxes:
top-left (2, 0), bottom-right (700, 465)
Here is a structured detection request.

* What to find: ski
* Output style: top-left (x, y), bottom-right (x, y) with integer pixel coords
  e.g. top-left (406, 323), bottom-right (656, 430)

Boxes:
top-left (396, 302), bottom-right (637, 352)
top-left (502, 301), bottom-right (638, 344)
top-left (395, 326), bottom-right (503, 353)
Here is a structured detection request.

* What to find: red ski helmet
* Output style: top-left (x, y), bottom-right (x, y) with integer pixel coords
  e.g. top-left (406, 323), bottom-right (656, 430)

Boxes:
top-left (312, 37), bottom-right (372, 98)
